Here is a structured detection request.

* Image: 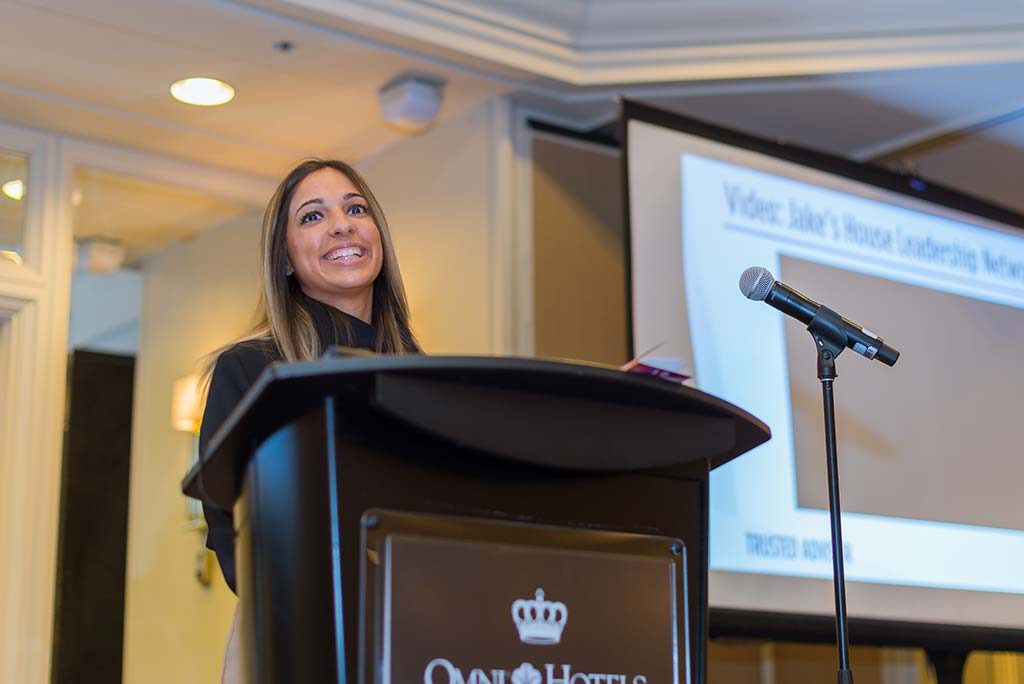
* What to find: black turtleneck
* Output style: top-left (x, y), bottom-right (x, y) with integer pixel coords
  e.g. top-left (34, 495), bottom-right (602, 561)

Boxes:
top-left (198, 295), bottom-right (376, 593)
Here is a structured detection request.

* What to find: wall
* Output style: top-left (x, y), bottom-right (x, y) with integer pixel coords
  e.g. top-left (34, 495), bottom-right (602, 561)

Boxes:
top-left (358, 97), bottom-right (513, 355)
top-left (531, 134), bottom-right (626, 365)
top-left (67, 269), bottom-right (141, 354)
top-left (966, 652), bottom-right (1024, 683)
top-left (121, 211), bottom-right (262, 684)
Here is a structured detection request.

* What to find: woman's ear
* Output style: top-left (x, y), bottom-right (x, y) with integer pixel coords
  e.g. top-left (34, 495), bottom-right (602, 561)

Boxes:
top-left (285, 259), bottom-right (294, 276)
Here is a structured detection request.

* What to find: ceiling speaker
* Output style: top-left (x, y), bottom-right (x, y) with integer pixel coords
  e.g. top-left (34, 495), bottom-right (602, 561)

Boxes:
top-left (378, 75), bottom-right (445, 133)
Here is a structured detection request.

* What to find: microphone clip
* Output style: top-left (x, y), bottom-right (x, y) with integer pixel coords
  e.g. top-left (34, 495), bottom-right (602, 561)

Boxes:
top-left (807, 305), bottom-right (847, 381)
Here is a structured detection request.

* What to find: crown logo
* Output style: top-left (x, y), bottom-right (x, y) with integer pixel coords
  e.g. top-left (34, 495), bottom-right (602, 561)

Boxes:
top-left (511, 588), bottom-right (567, 645)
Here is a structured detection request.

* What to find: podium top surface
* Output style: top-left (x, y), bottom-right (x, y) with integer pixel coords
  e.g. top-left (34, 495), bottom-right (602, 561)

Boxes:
top-left (182, 355), bottom-right (770, 508)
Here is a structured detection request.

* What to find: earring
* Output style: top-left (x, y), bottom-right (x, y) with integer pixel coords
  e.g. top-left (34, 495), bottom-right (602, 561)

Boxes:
top-left (285, 263), bottom-right (294, 276)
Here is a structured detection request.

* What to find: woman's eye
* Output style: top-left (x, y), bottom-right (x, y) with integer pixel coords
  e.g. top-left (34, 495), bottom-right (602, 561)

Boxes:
top-left (299, 210), bottom-right (323, 224)
top-left (347, 204), bottom-right (368, 216)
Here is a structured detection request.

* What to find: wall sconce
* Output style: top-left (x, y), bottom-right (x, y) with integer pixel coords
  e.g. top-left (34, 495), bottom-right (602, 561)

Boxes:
top-left (172, 373), bottom-right (215, 586)
top-left (171, 373), bottom-right (203, 434)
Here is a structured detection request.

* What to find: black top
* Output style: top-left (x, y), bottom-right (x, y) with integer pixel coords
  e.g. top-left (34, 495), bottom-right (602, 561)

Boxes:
top-left (199, 295), bottom-right (376, 593)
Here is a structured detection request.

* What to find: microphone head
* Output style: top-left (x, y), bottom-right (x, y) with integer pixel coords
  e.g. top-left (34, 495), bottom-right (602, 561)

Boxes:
top-left (739, 266), bottom-right (775, 301)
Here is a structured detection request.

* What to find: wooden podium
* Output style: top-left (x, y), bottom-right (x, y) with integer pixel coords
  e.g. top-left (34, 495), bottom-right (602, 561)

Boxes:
top-left (182, 356), bottom-right (769, 684)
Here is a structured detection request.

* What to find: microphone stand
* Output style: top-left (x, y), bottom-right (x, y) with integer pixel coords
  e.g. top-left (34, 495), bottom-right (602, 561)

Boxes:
top-left (806, 305), bottom-right (854, 684)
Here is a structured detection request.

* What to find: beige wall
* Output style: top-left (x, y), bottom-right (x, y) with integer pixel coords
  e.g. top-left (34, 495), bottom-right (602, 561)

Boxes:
top-left (122, 210), bottom-right (262, 684)
top-left (705, 645), bottom-right (1024, 683)
top-left (965, 652), bottom-right (1024, 683)
top-left (359, 98), bottom-right (511, 355)
top-left (531, 134), bottom-right (627, 365)
top-left (707, 642), bottom-right (932, 683)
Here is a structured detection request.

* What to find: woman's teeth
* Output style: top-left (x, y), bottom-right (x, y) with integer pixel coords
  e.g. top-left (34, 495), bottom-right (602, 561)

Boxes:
top-left (325, 247), bottom-right (365, 261)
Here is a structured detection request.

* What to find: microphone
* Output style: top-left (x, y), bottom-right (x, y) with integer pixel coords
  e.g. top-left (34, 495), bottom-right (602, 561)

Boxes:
top-left (739, 266), bottom-right (899, 367)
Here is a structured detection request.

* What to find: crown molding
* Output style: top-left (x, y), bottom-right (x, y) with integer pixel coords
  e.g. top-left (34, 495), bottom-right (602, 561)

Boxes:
top-left (253, 0), bottom-right (1024, 85)
top-left (574, 30), bottom-right (1024, 85)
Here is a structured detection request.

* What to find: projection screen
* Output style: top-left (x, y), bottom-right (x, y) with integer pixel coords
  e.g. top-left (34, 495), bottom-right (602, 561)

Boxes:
top-left (625, 101), bottom-right (1024, 632)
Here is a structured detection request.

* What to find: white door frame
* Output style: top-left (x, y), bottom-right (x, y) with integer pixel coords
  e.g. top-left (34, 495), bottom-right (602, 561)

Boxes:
top-left (0, 121), bottom-right (272, 684)
top-left (0, 121), bottom-right (67, 684)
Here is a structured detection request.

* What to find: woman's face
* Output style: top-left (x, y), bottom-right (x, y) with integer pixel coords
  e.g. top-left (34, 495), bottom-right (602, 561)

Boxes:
top-left (285, 167), bottom-right (384, 319)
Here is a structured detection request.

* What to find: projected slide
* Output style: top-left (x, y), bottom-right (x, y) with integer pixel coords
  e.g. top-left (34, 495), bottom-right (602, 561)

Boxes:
top-left (785, 257), bottom-right (1024, 531)
top-left (680, 153), bottom-right (1024, 594)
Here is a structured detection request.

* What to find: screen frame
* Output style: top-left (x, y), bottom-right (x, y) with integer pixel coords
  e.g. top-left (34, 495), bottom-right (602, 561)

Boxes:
top-left (620, 98), bottom-right (1024, 652)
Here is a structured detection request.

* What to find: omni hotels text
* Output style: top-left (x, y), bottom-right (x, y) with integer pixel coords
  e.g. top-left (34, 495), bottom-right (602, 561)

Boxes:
top-left (424, 659), bottom-right (649, 684)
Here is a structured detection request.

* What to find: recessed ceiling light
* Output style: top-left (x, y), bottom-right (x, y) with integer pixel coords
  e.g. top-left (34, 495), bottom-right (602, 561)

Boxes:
top-left (170, 77), bottom-right (235, 106)
top-left (2, 179), bottom-right (24, 201)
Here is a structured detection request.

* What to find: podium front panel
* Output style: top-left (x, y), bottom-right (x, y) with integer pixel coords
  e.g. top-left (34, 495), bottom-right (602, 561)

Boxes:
top-left (360, 510), bottom-right (687, 684)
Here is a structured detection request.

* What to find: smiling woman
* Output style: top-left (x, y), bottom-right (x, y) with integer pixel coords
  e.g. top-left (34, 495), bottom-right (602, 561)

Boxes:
top-left (201, 158), bottom-right (421, 583)
top-left (196, 158), bottom-right (422, 681)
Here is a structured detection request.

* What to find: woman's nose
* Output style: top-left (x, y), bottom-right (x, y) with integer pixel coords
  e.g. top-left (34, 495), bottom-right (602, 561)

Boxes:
top-left (329, 213), bottom-right (355, 235)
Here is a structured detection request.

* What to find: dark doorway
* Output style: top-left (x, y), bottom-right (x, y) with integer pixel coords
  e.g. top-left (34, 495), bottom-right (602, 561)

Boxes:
top-left (51, 350), bottom-right (134, 684)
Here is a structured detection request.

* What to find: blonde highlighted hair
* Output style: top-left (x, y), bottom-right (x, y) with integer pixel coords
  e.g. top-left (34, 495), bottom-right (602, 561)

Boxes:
top-left (211, 159), bottom-right (420, 371)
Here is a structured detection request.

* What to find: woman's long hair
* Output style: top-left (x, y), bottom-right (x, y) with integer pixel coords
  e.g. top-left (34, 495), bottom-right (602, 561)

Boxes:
top-left (211, 159), bottom-right (420, 370)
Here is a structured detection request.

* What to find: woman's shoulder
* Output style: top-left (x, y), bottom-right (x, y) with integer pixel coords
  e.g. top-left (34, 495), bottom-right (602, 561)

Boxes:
top-left (201, 337), bottom-right (280, 459)
top-left (217, 336), bottom-right (279, 365)
top-left (211, 337), bottom-right (280, 386)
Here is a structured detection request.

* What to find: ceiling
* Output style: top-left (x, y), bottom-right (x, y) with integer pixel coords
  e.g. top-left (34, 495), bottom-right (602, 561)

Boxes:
top-left (628, 64), bottom-right (1024, 214)
top-left (0, 0), bottom-right (508, 176)
top-left (71, 167), bottom-right (259, 265)
top-left (2, 0), bottom-right (1024, 236)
